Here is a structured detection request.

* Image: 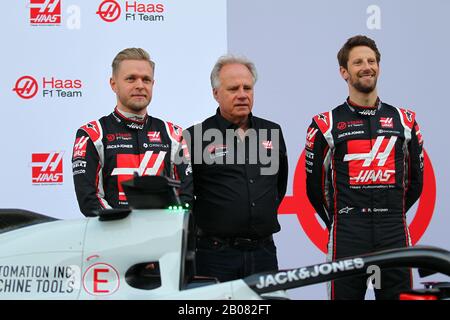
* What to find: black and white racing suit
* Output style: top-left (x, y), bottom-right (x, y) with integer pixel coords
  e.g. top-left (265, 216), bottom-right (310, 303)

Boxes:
top-left (305, 99), bottom-right (424, 300)
top-left (72, 107), bottom-right (191, 217)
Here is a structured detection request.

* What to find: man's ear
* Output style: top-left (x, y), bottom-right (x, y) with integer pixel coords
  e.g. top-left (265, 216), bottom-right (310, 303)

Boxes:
top-left (339, 66), bottom-right (349, 81)
top-left (213, 88), bottom-right (219, 103)
top-left (110, 77), bottom-right (117, 93)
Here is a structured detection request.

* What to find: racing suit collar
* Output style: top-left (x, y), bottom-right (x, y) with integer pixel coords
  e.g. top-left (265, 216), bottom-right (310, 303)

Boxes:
top-left (113, 107), bottom-right (149, 130)
top-left (346, 97), bottom-right (381, 116)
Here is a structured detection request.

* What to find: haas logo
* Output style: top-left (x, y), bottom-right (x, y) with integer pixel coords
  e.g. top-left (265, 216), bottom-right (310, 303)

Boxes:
top-left (73, 136), bottom-right (89, 159)
top-left (379, 117), bottom-right (394, 128)
top-left (278, 148), bottom-right (436, 253)
top-left (29, 0), bottom-right (61, 25)
top-left (305, 127), bottom-right (318, 149)
top-left (96, 0), bottom-right (121, 22)
top-left (111, 151), bottom-right (166, 200)
top-left (31, 152), bottom-right (64, 184)
top-left (343, 136), bottom-right (397, 185)
top-left (147, 131), bottom-right (161, 143)
top-left (13, 76), bottom-right (39, 99)
top-left (262, 140), bottom-right (273, 150)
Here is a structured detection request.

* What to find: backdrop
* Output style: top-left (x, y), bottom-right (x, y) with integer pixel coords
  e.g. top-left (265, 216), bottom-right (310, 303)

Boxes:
top-left (1, 0), bottom-right (448, 299)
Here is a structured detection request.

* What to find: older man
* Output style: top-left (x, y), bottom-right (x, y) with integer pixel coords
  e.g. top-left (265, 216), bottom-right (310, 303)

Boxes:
top-left (183, 55), bottom-right (288, 282)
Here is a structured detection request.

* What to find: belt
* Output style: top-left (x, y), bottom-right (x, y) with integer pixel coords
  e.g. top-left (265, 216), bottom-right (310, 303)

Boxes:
top-left (197, 234), bottom-right (273, 249)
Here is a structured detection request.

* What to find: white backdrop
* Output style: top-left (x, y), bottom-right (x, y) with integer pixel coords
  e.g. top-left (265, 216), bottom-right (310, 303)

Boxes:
top-left (1, 0), bottom-right (448, 300)
top-left (2, 0), bottom-right (227, 217)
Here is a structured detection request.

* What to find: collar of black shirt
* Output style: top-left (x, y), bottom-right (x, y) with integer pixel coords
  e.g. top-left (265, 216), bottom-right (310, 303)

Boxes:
top-left (214, 107), bottom-right (254, 134)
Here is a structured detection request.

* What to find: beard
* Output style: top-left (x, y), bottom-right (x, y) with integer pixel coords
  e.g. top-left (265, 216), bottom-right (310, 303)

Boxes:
top-left (349, 72), bottom-right (378, 94)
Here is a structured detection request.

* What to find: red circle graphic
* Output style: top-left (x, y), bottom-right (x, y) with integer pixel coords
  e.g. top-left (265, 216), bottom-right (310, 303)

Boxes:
top-left (278, 149), bottom-right (436, 253)
top-left (82, 262), bottom-right (120, 296)
top-left (13, 76), bottom-right (39, 99)
top-left (97, 0), bottom-right (121, 22)
top-left (337, 122), bottom-right (347, 130)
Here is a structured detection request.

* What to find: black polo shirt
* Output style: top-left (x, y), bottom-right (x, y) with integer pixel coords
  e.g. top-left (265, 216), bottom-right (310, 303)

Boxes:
top-left (183, 108), bottom-right (288, 238)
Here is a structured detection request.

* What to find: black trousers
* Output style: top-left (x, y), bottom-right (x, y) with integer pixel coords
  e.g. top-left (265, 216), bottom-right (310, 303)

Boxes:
top-left (195, 236), bottom-right (278, 282)
top-left (329, 214), bottom-right (412, 300)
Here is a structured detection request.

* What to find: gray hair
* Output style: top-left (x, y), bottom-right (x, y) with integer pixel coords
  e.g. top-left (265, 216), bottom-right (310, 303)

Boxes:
top-left (112, 48), bottom-right (155, 75)
top-left (210, 54), bottom-right (258, 89)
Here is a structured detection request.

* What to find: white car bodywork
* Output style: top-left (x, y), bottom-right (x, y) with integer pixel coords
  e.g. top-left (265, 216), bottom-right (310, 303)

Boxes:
top-left (0, 209), bottom-right (269, 300)
top-left (1, 207), bottom-right (449, 300)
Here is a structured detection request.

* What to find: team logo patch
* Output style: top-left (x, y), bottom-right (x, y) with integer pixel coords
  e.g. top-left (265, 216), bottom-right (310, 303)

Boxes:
top-left (415, 123), bottom-right (424, 145)
top-left (126, 122), bottom-right (144, 130)
top-left (147, 131), bottom-right (162, 143)
top-left (208, 144), bottom-right (228, 159)
top-left (343, 136), bottom-right (397, 185)
top-left (379, 117), bottom-right (394, 128)
top-left (262, 140), bottom-right (273, 150)
top-left (357, 109), bottom-right (377, 116)
top-left (73, 136), bottom-right (89, 159)
top-left (305, 127), bottom-right (318, 150)
top-left (337, 122), bottom-right (347, 130)
top-left (111, 151), bottom-right (166, 200)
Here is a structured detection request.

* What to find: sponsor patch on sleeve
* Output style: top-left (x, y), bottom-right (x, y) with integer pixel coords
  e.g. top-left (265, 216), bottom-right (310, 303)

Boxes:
top-left (305, 126), bottom-right (318, 150)
top-left (73, 136), bottom-right (89, 159)
top-left (414, 123), bottom-right (424, 145)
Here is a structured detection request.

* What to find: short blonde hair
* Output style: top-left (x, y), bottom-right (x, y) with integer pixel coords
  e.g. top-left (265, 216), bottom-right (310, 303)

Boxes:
top-left (111, 48), bottom-right (155, 75)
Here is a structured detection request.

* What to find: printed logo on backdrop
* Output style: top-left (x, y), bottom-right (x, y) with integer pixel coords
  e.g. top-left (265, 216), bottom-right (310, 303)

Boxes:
top-left (12, 76), bottom-right (39, 99)
top-left (28, 0), bottom-right (81, 29)
top-left (13, 76), bottom-right (83, 99)
top-left (29, 0), bottom-right (61, 25)
top-left (31, 152), bottom-right (64, 185)
top-left (96, 0), bottom-right (165, 23)
top-left (278, 149), bottom-right (436, 253)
